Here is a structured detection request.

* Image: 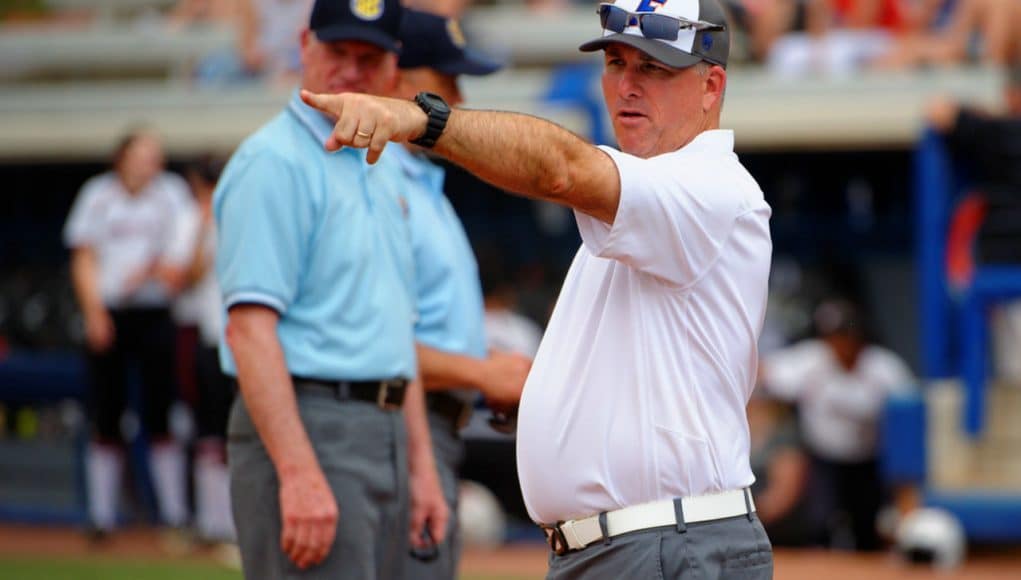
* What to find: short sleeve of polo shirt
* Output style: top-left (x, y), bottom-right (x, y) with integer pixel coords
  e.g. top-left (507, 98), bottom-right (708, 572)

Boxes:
top-left (574, 146), bottom-right (743, 288)
top-left (214, 150), bottom-right (312, 315)
top-left (63, 176), bottom-right (106, 248)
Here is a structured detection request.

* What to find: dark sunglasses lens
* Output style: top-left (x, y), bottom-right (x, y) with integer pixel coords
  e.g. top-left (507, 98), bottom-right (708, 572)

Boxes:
top-left (639, 13), bottom-right (680, 41)
top-left (599, 5), bottom-right (630, 32)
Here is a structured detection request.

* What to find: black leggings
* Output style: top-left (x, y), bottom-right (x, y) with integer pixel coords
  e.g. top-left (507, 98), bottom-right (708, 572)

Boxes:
top-left (87, 307), bottom-right (177, 441)
top-left (194, 343), bottom-right (234, 439)
top-left (811, 455), bottom-right (884, 551)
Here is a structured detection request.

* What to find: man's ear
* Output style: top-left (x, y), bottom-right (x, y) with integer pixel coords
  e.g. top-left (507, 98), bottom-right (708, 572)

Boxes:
top-left (298, 28), bottom-right (312, 68)
top-left (702, 65), bottom-right (726, 112)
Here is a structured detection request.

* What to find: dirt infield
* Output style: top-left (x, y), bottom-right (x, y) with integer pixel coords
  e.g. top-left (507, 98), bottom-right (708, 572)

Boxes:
top-left (2, 524), bottom-right (1020, 579)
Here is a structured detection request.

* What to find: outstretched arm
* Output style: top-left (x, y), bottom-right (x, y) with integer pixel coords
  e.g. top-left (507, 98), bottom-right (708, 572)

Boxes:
top-left (300, 90), bottom-right (621, 224)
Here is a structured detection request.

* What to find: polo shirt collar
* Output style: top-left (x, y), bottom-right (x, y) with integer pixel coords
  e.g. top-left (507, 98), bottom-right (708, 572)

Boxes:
top-left (683, 129), bottom-right (734, 154)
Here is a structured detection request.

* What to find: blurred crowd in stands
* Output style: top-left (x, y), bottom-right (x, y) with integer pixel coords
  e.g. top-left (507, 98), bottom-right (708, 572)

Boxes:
top-left (1, 0), bottom-right (1019, 83)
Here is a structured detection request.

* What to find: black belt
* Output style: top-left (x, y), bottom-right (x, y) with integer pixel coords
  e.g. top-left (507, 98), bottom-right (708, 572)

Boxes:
top-left (425, 392), bottom-right (473, 431)
top-left (293, 377), bottom-right (408, 411)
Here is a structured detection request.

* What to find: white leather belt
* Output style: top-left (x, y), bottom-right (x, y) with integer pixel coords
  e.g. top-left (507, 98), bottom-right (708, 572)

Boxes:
top-left (542, 488), bottom-right (755, 555)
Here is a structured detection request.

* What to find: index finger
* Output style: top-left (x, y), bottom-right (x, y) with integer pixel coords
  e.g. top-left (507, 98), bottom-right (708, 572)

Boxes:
top-left (300, 90), bottom-right (342, 117)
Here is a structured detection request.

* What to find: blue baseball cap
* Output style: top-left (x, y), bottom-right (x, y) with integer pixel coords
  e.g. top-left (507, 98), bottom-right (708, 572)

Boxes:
top-left (310, 0), bottom-right (403, 53)
top-left (398, 9), bottom-right (502, 75)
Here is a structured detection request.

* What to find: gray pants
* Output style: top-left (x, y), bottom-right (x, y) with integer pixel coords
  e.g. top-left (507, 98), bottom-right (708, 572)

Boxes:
top-left (405, 413), bottom-right (465, 580)
top-left (228, 391), bottom-right (408, 580)
top-left (547, 514), bottom-right (773, 580)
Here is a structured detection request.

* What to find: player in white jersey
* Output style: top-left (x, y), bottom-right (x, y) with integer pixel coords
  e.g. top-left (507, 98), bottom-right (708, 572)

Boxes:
top-left (64, 128), bottom-right (197, 538)
top-left (762, 297), bottom-right (915, 550)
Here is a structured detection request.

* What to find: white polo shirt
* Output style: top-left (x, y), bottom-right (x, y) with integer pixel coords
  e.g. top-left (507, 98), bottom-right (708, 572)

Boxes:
top-left (516, 130), bottom-right (773, 524)
top-left (763, 339), bottom-right (915, 463)
top-left (64, 171), bottom-right (197, 309)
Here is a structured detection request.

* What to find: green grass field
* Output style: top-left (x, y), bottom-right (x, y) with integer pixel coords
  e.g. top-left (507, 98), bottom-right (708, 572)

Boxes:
top-left (0, 557), bottom-right (243, 580)
top-left (0, 556), bottom-right (532, 580)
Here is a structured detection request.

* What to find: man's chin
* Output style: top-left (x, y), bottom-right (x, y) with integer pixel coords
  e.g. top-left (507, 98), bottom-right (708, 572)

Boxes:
top-left (615, 136), bottom-right (653, 158)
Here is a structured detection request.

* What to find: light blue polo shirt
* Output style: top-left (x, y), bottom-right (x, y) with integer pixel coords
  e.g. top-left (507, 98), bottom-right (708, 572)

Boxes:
top-left (394, 145), bottom-right (487, 360)
top-left (214, 91), bottom-right (417, 380)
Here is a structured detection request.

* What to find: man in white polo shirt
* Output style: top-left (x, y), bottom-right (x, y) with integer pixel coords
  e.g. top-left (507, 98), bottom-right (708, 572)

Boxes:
top-left (302, 0), bottom-right (774, 576)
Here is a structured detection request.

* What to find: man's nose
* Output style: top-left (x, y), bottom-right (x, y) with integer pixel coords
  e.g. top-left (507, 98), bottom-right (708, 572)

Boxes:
top-left (617, 68), bottom-right (642, 98)
top-left (336, 57), bottom-right (362, 81)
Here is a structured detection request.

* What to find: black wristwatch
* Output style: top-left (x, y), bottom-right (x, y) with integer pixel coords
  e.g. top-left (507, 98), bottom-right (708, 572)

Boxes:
top-left (409, 92), bottom-right (450, 149)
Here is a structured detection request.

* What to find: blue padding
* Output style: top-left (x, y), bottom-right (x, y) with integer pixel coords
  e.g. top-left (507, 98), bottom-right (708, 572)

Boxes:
top-left (0, 503), bottom-right (87, 525)
top-left (915, 128), bottom-right (954, 379)
top-left (959, 266), bottom-right (1021, 435)
top-left (544, 63), bottom-right (610, 145)
top-left (925, 492), bottom-right (1021, 542)
top-left (880, 392), bottom-right (926, 485)
top-left (0, 350), bottom-right (88, 402)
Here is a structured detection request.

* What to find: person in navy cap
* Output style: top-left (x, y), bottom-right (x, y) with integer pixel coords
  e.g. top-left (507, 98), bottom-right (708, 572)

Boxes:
top-left (213, 0), bottom-right (448, 578)
top-left (392, 8), bottom-right (532, 579)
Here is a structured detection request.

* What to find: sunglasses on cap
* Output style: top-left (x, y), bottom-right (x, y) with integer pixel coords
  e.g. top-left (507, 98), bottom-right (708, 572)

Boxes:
top-left (597, 3), bottom-right (725, 41)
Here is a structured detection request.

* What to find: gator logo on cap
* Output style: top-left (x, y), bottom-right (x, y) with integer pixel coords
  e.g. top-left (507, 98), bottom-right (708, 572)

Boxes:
top-left (446, 19), bottom-right (466, 48)
top-left (636, 0), bottom-right (667, 12)
top-left (351, 0), bottom-right (383, 21)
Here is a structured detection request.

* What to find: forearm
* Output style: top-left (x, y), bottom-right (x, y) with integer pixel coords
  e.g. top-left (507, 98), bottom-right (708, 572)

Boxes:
top-left (402, 378), bottom-right (438, 476)
top-left (416, 343), bottom-right (487, 392)
top-left (70, 248), bottom-right (106, 315)
top-left (435, 109), bottom-right (618, 222)
top-left (227, 310), bottom-right (321, 479)
top-left (756, 452), bottom-right (807, 523)
top-left (299, 90), bottom-right (619, 221)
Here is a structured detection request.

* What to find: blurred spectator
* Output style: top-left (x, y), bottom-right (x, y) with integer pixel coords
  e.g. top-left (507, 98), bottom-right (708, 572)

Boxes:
top-left (725, 0), bottom-right (829, 63)
top-left (760, 297), bottom-right (915, 551)
top-left (63, 127), bottom-right (197, 538)
top-left (179, 0), bottom-right (312, 86)
top-left (0, 0), bottom-right (94, 27)
top-left (168, 0), bottom-right (239, 30)
top-left (765, 0), bottom-right (897, 76)
top-left (927, 65), bottom-right (1021, 198)
top-left (747, 391), bottom-right (825, 547)
top-left (877, 0), bottom-right (1021, 69)
top-left (764, 0), bottom-right (1021, 75)
top-left (174, 155), bottom-right (236, 545)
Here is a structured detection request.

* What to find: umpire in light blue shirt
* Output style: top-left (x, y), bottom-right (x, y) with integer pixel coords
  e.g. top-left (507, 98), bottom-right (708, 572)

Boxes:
top-left (213, 0), bottom-right (448, 578)
top-left (393, 9), bottom-right (532, 579)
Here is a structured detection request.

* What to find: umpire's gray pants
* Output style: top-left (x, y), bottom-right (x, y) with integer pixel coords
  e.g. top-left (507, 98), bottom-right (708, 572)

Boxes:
top-left (547, 513), bottom-right (773, 580)
top-left (227, 391), bottom-right (408, 580)
top-left (404, 411), bottom-right (465, 580)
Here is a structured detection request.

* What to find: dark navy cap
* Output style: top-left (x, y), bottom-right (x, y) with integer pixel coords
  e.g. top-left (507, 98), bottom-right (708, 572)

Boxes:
top-left (398, 8), bottom-right (502, 76)
top-left (310, 0), bottom-right (403, 53)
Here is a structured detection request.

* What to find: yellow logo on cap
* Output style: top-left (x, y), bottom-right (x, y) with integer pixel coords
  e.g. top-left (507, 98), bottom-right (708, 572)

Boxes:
top-left (351, 0), bottom-right (383, 21)
top-left (446, 19), bottom-right (466, 48)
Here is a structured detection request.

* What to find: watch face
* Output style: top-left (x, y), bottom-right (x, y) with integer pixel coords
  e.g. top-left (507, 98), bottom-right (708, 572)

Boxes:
top-left (421, 92), bottom-right (450, 114)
